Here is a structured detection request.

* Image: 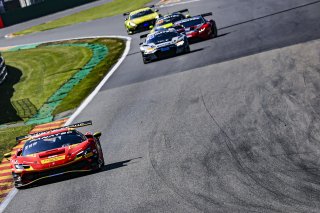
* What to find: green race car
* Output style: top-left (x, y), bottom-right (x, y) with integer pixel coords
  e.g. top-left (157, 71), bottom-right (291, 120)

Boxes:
top-left (150, 9), bottom-right (191, 33)
top-left (123, 6), bottom-right (160, 35)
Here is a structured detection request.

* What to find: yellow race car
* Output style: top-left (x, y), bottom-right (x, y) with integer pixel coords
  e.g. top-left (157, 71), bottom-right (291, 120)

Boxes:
top-left (150, 9), bottom-right (191, 33)
top-left (123, 6), bottom-right (160, 35)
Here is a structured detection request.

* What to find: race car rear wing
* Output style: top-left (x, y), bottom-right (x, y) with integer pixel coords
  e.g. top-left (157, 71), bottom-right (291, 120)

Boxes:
top-left (200, 12), bottom-right (213, 17)
top-left (123, 5), bottom-right (156, 16)
top-left (16, 120), bottom-right (93, 142)
top-left (173, 9), bottom-right (189, 14)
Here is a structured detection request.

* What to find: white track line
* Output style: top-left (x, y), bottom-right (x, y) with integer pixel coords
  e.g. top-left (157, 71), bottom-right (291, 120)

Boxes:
top-left (159, 0), bottom-right (201, 8)
top-left (0, 35), bottom-right (131, 213)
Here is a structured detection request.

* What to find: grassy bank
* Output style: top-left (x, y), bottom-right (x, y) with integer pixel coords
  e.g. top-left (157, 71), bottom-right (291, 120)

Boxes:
top-left (14, 0), bottom-right (152, 36)
top-left (52, 38), bottom-right (125, 115)
top-left (3, 46), bottom-right (92, 112)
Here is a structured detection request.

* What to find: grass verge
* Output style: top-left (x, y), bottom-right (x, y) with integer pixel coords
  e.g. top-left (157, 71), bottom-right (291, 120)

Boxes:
top-left (14, 0), bottom-right (152, 36)
top-left (0, 125), bottom-right (33, 162)
top-left (3, 46), bottom-right (92, 112)
top-left (51, 38), bottom-right (125, 115)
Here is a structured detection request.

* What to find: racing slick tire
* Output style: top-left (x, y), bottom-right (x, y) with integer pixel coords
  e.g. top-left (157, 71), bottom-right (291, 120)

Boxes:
top-left (97, 158), bottom-right (105, 171)
top-left (127, 29), bottom-right (134, 35)
top-left (142, 54), bottom-right (150, 64)
top-left (184, 45), bottom-right (191, 54)
top-left (211, 21), bottom-right (218, 38)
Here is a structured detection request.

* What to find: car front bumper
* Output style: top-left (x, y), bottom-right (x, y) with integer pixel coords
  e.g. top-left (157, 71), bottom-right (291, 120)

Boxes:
top-left (142, 44), bottom-right (186, 62)
top-left (13, 153), bottom-right (99, 187)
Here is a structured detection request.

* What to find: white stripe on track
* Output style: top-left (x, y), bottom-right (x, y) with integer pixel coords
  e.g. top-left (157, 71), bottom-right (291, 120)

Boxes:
top-left (159, 0), bottom-right (201, 8)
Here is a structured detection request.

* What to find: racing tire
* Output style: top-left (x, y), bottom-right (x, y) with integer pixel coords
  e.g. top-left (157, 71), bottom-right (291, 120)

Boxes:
top-left (97, 158), bottom-right (105, 171)
top-left (211, 22), bottom-right (218, 38)
top-left (142, 57), bottom-right (149, 64)
top-left (15, 184), bottom-right (24, 189)
top-left (184, 45), bottom-right (191, 54)
top-left (14, 181), bottom-right (25, 189)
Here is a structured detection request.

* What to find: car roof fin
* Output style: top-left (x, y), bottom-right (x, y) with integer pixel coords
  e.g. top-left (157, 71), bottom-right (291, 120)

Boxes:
top-left (16, 120), bottom-right (93, 142)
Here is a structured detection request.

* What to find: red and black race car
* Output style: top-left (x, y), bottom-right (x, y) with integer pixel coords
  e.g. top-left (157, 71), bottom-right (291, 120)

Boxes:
top-left (174, 12), bottom-right (218, 41)
top-left (3, 121), bottom-right (104, 188)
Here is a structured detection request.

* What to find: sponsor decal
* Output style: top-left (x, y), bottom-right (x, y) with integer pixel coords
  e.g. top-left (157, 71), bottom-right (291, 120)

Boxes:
top-left (41, 155), bottom-right (65, 164)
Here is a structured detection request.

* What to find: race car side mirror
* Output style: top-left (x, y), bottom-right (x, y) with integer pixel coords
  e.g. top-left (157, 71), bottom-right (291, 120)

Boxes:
top-left (155, 9), bottom-right (159, 12)
top-left (16, 148), bottom-right (22, 156)
top-left (149, 25), bottom-right (154, 29)
top-left (139, 42), bottom-right (143, 45)
top-left (125, 18), bottom-right (128, 21)
top-left (4, 153), bottom-right (11, 159)
top-left (93, 132), bottom-right (102, 138)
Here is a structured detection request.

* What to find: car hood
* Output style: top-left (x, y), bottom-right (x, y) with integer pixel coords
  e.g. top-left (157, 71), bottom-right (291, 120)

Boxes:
top-left (152, 23), bottom-right (174, 32)
top-left (143, 36), bottom-right (184, 48)
top-left (131, 13), bottom-right (158, 24)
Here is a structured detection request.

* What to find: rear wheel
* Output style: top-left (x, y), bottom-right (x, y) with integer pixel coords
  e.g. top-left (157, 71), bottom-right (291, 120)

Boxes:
top-left (212, 22), bottom-right (218, 38)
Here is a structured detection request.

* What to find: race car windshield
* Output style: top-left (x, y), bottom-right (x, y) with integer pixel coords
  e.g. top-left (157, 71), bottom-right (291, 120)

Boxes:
top-left (147, 32), bottom-right (179, 44)
top-left (22, 131), bottom-right (86, 156)
top-left (155, 15), bottom-right (184, 27)
top-left (130, 9), bottom-right (154, 19)
top-left (177, 17), bottom-right (204, 28)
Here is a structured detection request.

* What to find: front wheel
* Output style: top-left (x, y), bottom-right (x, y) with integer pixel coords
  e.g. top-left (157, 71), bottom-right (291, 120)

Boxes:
top-left (127, 29), bottom-right (134, 35)
top-left (142, 56), bottom-right (149, 64)
top-left (97, 158), bottom-right (105, 171)
top-left (184, 45), bottom-right (190, 53)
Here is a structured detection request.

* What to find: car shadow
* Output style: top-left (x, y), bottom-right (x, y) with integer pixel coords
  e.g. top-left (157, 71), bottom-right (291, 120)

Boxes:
top-left (21, 157), bottom-right (142, 189)
top-left (101, 157), bottom-right (142, 172)
top-left (0, 65), bottom-right (23, 124)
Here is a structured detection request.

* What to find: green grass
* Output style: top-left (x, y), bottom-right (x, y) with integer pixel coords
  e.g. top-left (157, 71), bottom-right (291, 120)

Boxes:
top-left (0, 125), bottom-right (33, 162)
top-left (3, 46), bottom-right (92, 111)
top-left (14, 0), bottom-right (152, 36)
top-left (52, 38), bottom-right (125, 115)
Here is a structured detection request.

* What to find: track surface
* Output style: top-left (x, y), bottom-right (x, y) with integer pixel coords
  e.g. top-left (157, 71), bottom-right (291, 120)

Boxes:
top-left (2, 0), bottom-right (320, 212)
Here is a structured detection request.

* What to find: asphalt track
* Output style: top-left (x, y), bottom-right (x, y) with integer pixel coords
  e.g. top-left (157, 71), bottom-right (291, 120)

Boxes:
top-left (1, 0), bottom-right (320, 212)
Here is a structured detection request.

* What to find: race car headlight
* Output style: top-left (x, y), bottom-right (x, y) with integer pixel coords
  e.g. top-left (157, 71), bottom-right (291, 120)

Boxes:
top-left (198, 28), bottom-right (206, 33)
top-left (144, 47), bottom-right (156, 54)
top-left (14, 164), bottom-right (30, 170)
top-left (176, 40), bottom-right (185, 46)
top-left (84, 147), bottom-right (91, 155)
top-left (76, 147), bottom-right (92, 158)
top-left (128, 22), bottom-right (137, 27)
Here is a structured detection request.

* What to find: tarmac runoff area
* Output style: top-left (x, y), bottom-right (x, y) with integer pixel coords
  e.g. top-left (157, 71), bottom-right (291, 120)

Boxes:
top-left (69, 38), bottom-right (320, 212)
top-left (0, 37), bottom-right (320, 212)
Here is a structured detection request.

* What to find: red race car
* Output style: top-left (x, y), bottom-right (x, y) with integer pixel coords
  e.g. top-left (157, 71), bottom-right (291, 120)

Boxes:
top-left (4, 121), bottom-right (105, 188)
top-left (174, 12), bottom-right (218, 41)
